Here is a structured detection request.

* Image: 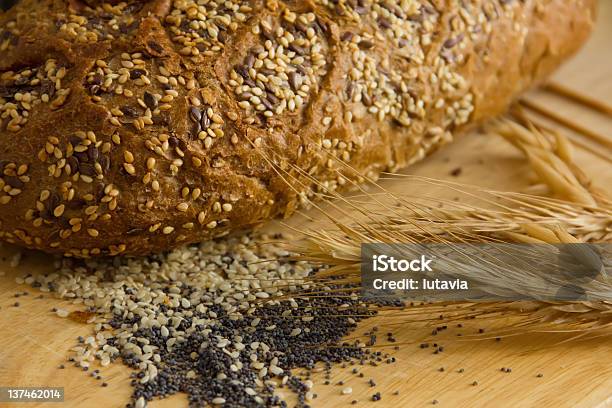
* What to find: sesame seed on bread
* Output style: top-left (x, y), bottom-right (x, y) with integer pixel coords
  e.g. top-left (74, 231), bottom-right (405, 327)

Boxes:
top-left (0, 0), bottom-right (597, 256)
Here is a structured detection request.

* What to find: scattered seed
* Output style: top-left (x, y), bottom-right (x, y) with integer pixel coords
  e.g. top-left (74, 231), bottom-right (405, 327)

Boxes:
top-left (19, 233), bottom-right (387, 408)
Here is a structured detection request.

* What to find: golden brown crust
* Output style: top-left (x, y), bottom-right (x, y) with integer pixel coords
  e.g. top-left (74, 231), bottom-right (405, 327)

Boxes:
top-left (0, 0), bottom-right (596, 257)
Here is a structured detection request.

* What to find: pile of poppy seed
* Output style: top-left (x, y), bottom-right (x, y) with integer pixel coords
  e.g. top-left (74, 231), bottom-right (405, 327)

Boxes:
top-left (21, 233), bottom-right (397, 407)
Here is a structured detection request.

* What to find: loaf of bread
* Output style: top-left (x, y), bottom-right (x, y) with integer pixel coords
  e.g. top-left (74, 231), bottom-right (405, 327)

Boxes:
top-left (0, 0), bottom-right (596, 256)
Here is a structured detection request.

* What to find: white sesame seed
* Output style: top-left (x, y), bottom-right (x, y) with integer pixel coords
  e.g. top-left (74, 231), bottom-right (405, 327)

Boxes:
top-left (135, 396), bottom-right (146, 408)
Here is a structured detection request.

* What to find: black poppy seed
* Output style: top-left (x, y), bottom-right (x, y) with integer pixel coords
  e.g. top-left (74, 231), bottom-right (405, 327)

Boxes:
top-left (22, 233), bottom-right (390, 408)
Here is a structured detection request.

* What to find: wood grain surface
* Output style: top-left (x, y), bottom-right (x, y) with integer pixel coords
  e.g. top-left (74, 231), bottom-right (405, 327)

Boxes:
top-left (1, 2), bottom-right (611, 407)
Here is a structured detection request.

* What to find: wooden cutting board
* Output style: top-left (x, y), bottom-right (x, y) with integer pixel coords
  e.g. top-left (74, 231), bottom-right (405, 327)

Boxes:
top-left (1, 2), bottom-right (611, 407)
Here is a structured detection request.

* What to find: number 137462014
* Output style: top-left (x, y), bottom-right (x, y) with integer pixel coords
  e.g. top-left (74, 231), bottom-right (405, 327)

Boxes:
top-left (0, 387), bottom-right (64, 402)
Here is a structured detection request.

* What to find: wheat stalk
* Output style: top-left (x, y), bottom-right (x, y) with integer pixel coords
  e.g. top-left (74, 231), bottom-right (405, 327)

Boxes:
top-left (267, 115), bottom-right (612, 336)
top-left (520, 98), bottom-right (612, 151)
top-left (493, 109), bottom-right (610, 206)
top-left (543, 81), bottom-right (612, 117)
top-left (385, 300), bottom-right (612, 340)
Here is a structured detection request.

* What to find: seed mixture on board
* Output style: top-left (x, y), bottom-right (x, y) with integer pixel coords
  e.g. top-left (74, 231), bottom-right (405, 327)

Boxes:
top-left (19, 233), bottom-right (397, 407)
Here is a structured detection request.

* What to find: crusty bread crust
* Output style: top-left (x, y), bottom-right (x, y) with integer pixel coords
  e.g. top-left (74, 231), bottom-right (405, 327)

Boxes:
top-left (0, 0), bottom-right (596, 257)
